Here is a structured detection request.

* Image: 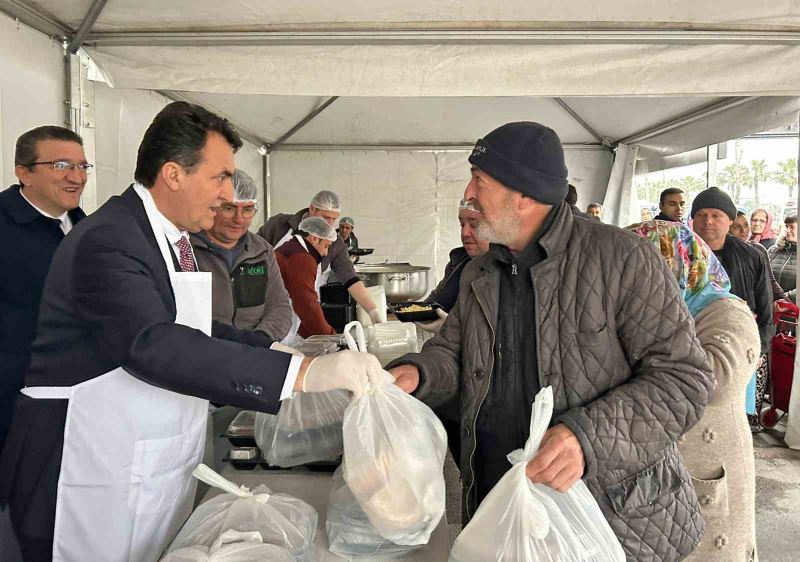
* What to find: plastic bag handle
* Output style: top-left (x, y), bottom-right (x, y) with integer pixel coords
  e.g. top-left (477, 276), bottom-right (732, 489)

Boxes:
top-left (192, 464), bottom-right (270, 503)
top-left (507, 386), bottom-right (554, 465)
top-left (209, 530), bottom-right (264, 553)
top-left (343, 321), bottom-right (367, 352)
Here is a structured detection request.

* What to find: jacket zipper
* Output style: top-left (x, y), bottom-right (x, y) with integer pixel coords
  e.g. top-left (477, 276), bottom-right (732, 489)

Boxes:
top-left (465, 286), bottom-right (497, 519)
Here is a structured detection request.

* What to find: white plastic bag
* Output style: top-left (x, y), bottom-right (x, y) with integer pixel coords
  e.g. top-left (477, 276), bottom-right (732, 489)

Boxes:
top-left (255, 390), bottom-right (349, 467)
top-left (356, 285), bottom-right (387, 326)
top-left (326, 465), bottom-right (421, 558)
top-left (161, 530), bottom-right (294, 562)
top-left (167, 465), bottom-right (317, 561)
top-left (449, 386), bottom-right (625, 562)
top-left (342, 371), bottom-right (447, 545)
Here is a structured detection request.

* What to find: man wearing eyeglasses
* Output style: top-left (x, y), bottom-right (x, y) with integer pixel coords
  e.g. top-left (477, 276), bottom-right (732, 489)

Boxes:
top-left (192, 169), bottom-right (293, 344)
top-left (0, 126), bottom-right (89, 454)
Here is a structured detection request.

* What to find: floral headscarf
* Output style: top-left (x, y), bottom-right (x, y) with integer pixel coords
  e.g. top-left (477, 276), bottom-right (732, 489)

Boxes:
top-left (627, 220), bottom-right (734, 317)
top-left (749, 208), bottom-right (777, 244)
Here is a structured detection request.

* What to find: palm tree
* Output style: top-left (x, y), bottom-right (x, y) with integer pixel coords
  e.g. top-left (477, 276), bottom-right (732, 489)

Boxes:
top-left (673, 176), bottom-right (706, 200)
top-left (749, 159), bottom-right (769, 207)
top-left (718, 162), bottom-right (752, 204)
top-left (773, 158), bottom-right (798, 200)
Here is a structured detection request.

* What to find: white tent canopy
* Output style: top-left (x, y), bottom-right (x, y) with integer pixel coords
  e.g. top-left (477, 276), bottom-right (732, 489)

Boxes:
top-left (2, 0), bottom-right (800, 274)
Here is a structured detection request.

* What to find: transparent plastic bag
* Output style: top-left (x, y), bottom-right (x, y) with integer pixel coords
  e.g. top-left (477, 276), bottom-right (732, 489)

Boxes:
top-left (449, 386), bottom-right (625, 562)
top-left (366, 322), bottom-right (418, 367)
top-left (326, 465), bottom-right (421, 558)
top-left (253, 323), bottom-right (365, 467)
top-left (161, 530), bottom-right (294, 562)
top-left (167, 465), bottom-right (317, 561)
top-left (342, 372), bottom-right (447, 545)
top-left (254, 390), bottom-right (349, 467)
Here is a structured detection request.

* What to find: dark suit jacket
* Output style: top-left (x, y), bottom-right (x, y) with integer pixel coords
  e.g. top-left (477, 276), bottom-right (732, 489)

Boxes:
top-left (26, 185), bottom-right (291, 408)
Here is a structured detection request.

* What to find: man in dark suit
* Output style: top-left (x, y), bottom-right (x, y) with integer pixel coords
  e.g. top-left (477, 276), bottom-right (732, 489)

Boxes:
top-left (0, 102), bottom-right (381, 561)
top-left (0, 126), bottom-right (88, 455)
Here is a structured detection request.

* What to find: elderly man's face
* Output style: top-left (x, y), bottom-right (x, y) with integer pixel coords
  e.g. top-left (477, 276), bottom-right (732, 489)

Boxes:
top-left (459, 209), bottom-right (489, 257)
top-left (209, 201), bottom-right (256, 245)
top-left (587, 205), bottom-right (602, 219)
top-left (464, 165), bottom-right (521, 246)
top-left (339, 223), bottom-right (353, 239)
top-left (15, 139), bottom-right (88, 214)
top-left (309, 205), bottom-right (340, 227)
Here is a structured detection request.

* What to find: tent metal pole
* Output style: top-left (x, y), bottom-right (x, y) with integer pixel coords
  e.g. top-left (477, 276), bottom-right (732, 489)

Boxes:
top-left (0, 0), bottom-right (71, 39)
top-left (82, 29), bottom-right (800, 48)
top-left (155, 89), bottom-right (272, 149)
top-left (276, 142), bottom-right (607, 152)
top-left (553, 98), bottom-right (605, 143)
top-left (617, 97), bottom-right (758, 145)
top-left (264, 151), bottom-right (271, 220)
top-left (269, 97), bottom-right (339, 153)
top-left (67, 0), bottom-right (108, 54)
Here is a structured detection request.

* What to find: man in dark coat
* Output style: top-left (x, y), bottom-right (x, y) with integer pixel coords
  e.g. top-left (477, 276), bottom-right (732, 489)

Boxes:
top-left (0, 126), bottom-right (87, 454)
top-left (654, 187), bottom-right (686, 222)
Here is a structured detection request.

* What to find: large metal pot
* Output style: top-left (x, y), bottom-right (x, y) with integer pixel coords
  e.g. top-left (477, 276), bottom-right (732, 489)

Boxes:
top-left (355, 264), bottom-right (430, 302)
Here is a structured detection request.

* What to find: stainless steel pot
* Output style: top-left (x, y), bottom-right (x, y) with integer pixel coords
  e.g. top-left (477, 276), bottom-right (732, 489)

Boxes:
top-left (355, 264), bottom-right (430, 302)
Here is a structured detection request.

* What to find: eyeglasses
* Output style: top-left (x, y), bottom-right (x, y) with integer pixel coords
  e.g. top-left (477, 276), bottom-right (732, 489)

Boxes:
top-left (28, 160), bottom-right (94, 173)
top-left (215, 204), bottom-right (258, 218)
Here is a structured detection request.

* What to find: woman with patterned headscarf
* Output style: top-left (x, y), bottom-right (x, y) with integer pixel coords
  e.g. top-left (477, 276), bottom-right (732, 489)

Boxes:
top-left (750, 207), bottom-right (778, 249)
top-left (628, 220), bottom-right (759, 562)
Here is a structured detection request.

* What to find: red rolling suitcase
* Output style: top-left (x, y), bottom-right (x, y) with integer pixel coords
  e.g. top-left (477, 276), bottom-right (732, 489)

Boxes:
top-left (763, 300), bottom-right (798, 428)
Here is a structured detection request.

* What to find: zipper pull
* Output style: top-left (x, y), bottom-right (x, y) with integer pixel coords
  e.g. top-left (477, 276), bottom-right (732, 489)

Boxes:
top-left (511, 263), bottom-right (518, 276)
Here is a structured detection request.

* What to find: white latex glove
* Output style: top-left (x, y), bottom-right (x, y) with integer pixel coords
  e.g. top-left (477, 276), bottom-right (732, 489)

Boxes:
top-left (414, 308), bottom-right (448, 334)
top-left (269, 341), bottom-right (304, 356)
top-left (302, 350), bottom-right (383, 400)
top-left (368, 307), bottom-right (384, 325)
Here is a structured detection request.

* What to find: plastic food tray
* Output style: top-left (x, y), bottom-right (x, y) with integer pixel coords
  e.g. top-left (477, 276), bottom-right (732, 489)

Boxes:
top-left (389, 302), bottom-right (442, 322)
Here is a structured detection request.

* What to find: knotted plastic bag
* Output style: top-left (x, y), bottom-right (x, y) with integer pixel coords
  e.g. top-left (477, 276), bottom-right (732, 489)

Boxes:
top-left (167, 465), bottom-right (317, 561)
top-left (341, 370), bottom-right (447, 545)
top-left (326, 465), bottom-right (421, 558)
top-left (449, 386), bottom-right (625, 562)
top-left (161, 530), bottom-right (294, 561)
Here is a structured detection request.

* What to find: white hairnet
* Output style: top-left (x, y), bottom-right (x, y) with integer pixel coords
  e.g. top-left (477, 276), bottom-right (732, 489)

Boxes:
top-left (309, 190), bottom-right (341, 212)
top-left (299, 217), bottom-right (337, 242)
top-left (339, 216), bottom-right (355, 227)
top-left (232, 169), bottom-right (258, 203)
top-left (458, 198), bottom-right (481, 213)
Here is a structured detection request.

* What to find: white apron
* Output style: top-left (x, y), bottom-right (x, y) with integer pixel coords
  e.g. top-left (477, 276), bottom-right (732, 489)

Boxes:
top-left (784, 356), bottom-right (800, 449)
top-left (277, 233), bottom-right (324, 346)
top-left (21, 187), bottom-right (212, 561)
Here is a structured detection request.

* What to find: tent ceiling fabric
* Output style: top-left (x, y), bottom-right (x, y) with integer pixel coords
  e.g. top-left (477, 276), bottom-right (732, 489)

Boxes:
top-left (24, 0), bottom-right (800, 32)
top-left (86, 43), bottom-right (800, 97)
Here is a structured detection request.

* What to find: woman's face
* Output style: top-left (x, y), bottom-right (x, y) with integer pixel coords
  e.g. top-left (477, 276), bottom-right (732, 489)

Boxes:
top-left (750, 210), bottom-right (768, 234)
top-left (641, 208), bottom-right (653, 221)
top-left (730, 215), bottom-right (750, 241)
top-left (786, 222), bottom-right (797, 243)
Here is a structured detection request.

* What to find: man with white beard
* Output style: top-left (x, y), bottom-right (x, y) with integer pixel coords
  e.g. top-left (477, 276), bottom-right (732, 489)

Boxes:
top-left (387, 122), bottom-right (713, 561)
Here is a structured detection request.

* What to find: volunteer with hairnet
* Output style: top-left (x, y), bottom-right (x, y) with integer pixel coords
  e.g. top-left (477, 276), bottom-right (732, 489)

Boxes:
top-left (192, 169), bottom-right (293, 343)
top-left (259, 190), bottom-right (383, 324)
top-left (338, 216), bottom-right (358, 251)
top-left (275, 217), bottom-right (339, 341)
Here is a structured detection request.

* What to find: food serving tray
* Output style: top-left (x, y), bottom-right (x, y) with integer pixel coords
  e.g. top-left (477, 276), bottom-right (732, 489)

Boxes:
top-left (389, 301), bottom-right (443, 322)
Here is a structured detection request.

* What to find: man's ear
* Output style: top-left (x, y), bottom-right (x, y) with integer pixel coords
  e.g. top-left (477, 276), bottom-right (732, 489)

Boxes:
top-left (160, 162), bottom-right (183, 193)
top-left (15, 165), bottom-right (32, 188)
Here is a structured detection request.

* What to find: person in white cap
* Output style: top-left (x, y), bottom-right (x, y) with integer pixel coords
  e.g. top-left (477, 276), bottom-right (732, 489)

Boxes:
top-left (192, 169), bottom-right (293, 343)
top-left (259, 190), bottom-right (383, 325)
top-left (274, 216), bottom-right (341, 341)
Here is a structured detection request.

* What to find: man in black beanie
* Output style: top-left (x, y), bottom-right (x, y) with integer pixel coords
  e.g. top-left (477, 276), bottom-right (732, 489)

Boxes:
top-left (691, 187), bottom-right (772, 351)
top-left (389, 122), bottom-right (712, 561)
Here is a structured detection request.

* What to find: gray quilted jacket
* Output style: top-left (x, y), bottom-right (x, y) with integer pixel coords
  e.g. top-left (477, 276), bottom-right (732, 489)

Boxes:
top-left (389, 203), bottom-right (713, 561)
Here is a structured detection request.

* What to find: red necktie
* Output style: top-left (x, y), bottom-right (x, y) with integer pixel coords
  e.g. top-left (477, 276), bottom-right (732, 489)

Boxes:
top-left (177, 236), bottom-right (196, 272)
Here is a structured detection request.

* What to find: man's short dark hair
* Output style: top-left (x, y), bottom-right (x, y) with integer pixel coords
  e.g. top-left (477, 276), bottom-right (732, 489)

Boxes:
top-left (15, 126), bottom-right (83, 169)
top-left (565, 184), bottom-right (578, 205)
top-left (587, 203), bottom-right (602, 210)
top-left (786, 215), bottom-right (797, 225)
top-left (135, 101), bottom-right (243, 187)
top-left (659, 187), bottom-right (684, 205)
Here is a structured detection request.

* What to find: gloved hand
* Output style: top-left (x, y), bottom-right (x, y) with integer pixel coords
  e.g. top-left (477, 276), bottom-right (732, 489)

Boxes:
top-left (368, 307), bottom-right (384, 325)
top-left (302, 350), bottom-right (383, 400)
top-left (415, 308), bottom-right (448, 334)
top-left (270, 341), bottom-right (304, 356)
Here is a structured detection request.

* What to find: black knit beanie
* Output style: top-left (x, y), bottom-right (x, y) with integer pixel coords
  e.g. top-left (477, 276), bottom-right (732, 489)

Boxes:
top-left (690, 187), bottom-right (737, 220)
top-left (468, 122), bottom-right (569, 205)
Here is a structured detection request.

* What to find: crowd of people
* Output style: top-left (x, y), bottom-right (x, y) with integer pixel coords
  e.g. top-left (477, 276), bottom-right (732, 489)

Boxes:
top-left (0, 104), bottom-right (788, 561)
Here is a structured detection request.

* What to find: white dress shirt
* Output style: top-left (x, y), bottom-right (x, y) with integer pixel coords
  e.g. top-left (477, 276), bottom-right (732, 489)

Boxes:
top-left (19, 188), bottom-right (73, 235)
top-left (133, 183), bottom-right (300, 400)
